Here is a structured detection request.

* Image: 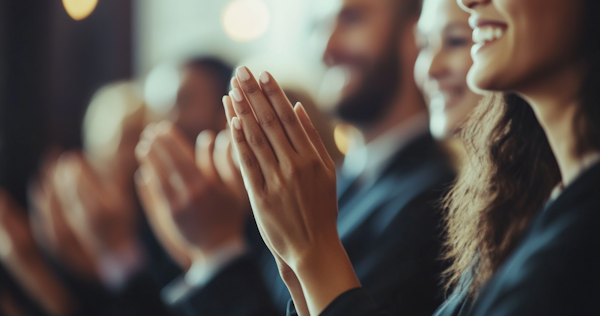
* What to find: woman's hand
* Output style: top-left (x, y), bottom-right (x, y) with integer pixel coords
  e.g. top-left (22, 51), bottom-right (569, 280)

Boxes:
top-left (225, 67), bottom-right (361, 315)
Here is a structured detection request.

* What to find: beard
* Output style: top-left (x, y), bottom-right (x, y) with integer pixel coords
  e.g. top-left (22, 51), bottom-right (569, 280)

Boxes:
top-left (335, 43), bottom-right (401, 127)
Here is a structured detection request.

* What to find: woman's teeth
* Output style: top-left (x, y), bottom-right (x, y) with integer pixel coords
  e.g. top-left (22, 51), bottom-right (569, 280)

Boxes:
top-left (472, 26), bottom-right (505, 44)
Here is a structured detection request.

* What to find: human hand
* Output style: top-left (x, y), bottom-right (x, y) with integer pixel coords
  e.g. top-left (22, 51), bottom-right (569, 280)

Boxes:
top-left (52, 152), bottom-right (140, 265)
top-left (135, 122), bottom-right (249, 262)
top-left (225, 67), bottom-right (360, 315)
top-left (29, 155), bottom-right (97, 280)
top-left (0, 189), bottom-right (75, 316)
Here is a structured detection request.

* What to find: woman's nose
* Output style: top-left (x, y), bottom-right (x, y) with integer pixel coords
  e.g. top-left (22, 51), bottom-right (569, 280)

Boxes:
top-left (458, 0), bottom-right (489, 11)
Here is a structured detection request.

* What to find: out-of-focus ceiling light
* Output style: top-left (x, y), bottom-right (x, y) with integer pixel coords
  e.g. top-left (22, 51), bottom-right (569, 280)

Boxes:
top-left (63, 0), bottom-right (98, 21)
top-left (222, 0), bottom-right (270, 42)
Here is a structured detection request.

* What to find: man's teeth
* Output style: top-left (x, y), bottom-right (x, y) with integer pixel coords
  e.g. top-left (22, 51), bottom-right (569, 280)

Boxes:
top-left (472, 26), bottom-right (505, 44)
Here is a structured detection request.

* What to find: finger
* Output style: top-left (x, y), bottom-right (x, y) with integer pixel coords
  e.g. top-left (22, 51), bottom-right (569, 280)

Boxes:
top-left (195, 130), bottom-right (223, 186)
top-left (224, 91), bottom-right (276, 176)
top-left (253, 70), bottom-right (316, 154)
top-left (294, 103), bottom-right (336, 171)
top-left (222, 96), bottom-right (241, 169)
top-left (135, 122), bottom-right (157, 163)
top-left (154, 122), bottom-right (202, 187)
top-left (228, 85), bottom-right (279, 173)
top-left (228, 115), bottom-right (265, 192)
top-left (144, 147), bottom-right (180, 205)
top-left (213, 130), bottom-right (242, 187)
top-left (231, 69), bottom-right (296, 158)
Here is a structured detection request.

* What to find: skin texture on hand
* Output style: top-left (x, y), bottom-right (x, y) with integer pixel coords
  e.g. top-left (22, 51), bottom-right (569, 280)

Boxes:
top-left (135, 122), bottom-right (250, 265)
top-left (0, 189), bottom-right (76, 316)
top-left (225, 67), bottom-right (361, 316)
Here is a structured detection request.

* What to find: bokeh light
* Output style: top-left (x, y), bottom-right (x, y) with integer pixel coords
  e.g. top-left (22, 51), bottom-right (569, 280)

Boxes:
top-left (222, 0), bottom-right (271, 42)
top-left (62, 0), bottom-right (98, 21)
top-left (144, 63), bottom-right (181, 116)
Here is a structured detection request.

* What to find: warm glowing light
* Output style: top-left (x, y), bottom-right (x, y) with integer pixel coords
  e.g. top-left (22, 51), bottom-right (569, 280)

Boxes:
top-left (222, 0), bottom-right (270, 42)
top-left (334, 123), bottom-right (361, 156)
top-left (63, 0), bottom-right (98, 21)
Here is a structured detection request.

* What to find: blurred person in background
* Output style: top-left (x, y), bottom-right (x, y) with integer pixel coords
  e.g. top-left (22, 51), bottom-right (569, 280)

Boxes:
top-left (134, 0), bottom-right (457, 315)
top-left (413, 0), bottom-right (482, 168)
top-left (2, 81), bottom-right (174, 316)
top-left (0, 189), bottom-right (75, 316)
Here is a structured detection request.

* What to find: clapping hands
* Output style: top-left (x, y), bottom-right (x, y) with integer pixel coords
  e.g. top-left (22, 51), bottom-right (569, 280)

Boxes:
top-left (224, 67), bottom-right (360, 316)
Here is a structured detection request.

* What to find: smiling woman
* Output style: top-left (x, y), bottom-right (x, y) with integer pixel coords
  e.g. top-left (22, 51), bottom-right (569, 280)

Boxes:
top-left (221, 0), bottom-right (600, 315)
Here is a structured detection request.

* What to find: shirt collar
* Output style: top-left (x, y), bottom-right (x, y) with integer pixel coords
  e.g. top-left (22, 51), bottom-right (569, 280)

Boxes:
top-left (548, 152), bottom-right (600, 204)
top-left (341, 111), bottom-right (430, 185)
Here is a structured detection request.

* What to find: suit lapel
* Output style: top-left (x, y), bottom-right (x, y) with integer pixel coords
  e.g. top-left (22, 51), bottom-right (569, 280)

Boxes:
top-left (337, 134), bottom-right (440, 239)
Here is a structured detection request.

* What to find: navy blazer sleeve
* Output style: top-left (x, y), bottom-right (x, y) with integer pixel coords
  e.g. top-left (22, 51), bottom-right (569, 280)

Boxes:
top-left (164, 254), bottom-right (278, 316)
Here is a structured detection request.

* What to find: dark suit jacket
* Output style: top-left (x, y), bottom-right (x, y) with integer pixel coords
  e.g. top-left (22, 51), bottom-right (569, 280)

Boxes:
top-left (311, 161), bottom-right (600, 316)
top-left (166, 133), bottom-right (456, 316)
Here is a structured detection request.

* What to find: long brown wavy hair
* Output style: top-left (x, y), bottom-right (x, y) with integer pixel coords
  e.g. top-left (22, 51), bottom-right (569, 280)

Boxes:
top-left (443, 0), bottom-right (600, 296)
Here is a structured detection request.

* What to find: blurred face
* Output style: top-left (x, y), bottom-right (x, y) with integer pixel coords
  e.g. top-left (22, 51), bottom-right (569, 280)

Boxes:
top-left (173, 66), bottom-right (227, 141)
top-left (458, 0), bottom-right (584, 93)
top-left (415, 0), bottom-right (481, 138)
top-left (324, 0), bottom-right (400, 126)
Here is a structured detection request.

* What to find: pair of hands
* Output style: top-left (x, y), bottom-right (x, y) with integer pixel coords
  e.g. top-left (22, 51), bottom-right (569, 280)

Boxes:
top-left (224, 67), bottom-right (360, 316)
top-left (134, 121), bottom-right (250, 267)
top-left (30, 151), bottom-right (141, 285)
top-left (0, 189), bottom-right (75, 316)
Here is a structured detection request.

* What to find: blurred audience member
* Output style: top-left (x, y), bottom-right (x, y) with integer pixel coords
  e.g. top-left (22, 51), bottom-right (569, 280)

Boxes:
top-left (0, 189), bottom-right (75, 316)
top-left (171, 58), bottom-right (232, 142)
top-left (25, 82), bottom-right (172, 316)
top-left (413, 0), bottom-right (482, 169)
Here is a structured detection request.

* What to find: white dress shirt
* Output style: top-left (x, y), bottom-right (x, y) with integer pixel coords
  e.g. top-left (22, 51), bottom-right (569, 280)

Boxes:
top-left (341, 111), bottom-right (430, 189)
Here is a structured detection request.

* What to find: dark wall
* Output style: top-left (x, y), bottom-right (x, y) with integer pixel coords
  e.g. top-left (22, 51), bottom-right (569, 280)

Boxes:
top-left (0, 0), bottom-right (133, 206)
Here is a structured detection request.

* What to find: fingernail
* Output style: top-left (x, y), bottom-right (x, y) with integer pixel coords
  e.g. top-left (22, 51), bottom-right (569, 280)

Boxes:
top-left (231, 88), bottom-right (244, 102)
top-left (236, 66), bottom-right (251, 82)
top-left (230, 77), bottom-right (238, 88)
top-left (215, 130), bottom-right (230, 148)
top-left (196, 130), bottom-right (211, 147)
top-left (232, 117), bottom-right (242, 130)
top-left (259, 72), bottom-right (269, 84)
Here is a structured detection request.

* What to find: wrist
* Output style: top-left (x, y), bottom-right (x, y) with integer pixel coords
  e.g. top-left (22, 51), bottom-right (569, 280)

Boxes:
top-left (96, 238), bottom-right (145, 292)
top-left (293, 238), bottom-right (361, 316)
top-left (185, 238), bottom-right (247, 287)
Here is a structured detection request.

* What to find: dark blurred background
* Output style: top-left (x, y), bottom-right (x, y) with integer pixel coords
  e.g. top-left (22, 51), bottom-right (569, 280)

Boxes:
top-left (0, 0), bottom-right (133, 206)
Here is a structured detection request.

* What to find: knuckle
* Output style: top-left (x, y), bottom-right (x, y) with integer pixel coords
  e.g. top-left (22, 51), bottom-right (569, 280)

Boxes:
top-left (263, 85), bottom-right (279, 97)
top-left (259, 112), bottom-right (279, 128)
top-left (283, 161), bottom-right (301, 178)
top-left (280, 111), bottom-right (298, 125)
top-left (237, 105), bottom-right (253, 116)
top-left (309, 158), bottom-right (323, 172)
top-left (244, 84), bottom-right (260, 95)
top-left (241, 154), bottom-right (258, 170)
top-left (249, 133), bottom-right (266, 147)
top-left (233, 132), bottom-right (246, 144)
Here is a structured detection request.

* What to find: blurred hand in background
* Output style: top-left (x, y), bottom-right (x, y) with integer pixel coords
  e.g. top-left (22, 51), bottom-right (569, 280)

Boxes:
top-left (29, 154), bottom-right (98, 281)
top-left (135, 121), bottom-right (249, 267)
top-left (0, 189), bottom-right (76, 316)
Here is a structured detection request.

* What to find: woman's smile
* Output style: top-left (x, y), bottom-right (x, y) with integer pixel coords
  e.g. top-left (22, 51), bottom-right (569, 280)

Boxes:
top-left (470, 19), bottom-right (507, 55)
